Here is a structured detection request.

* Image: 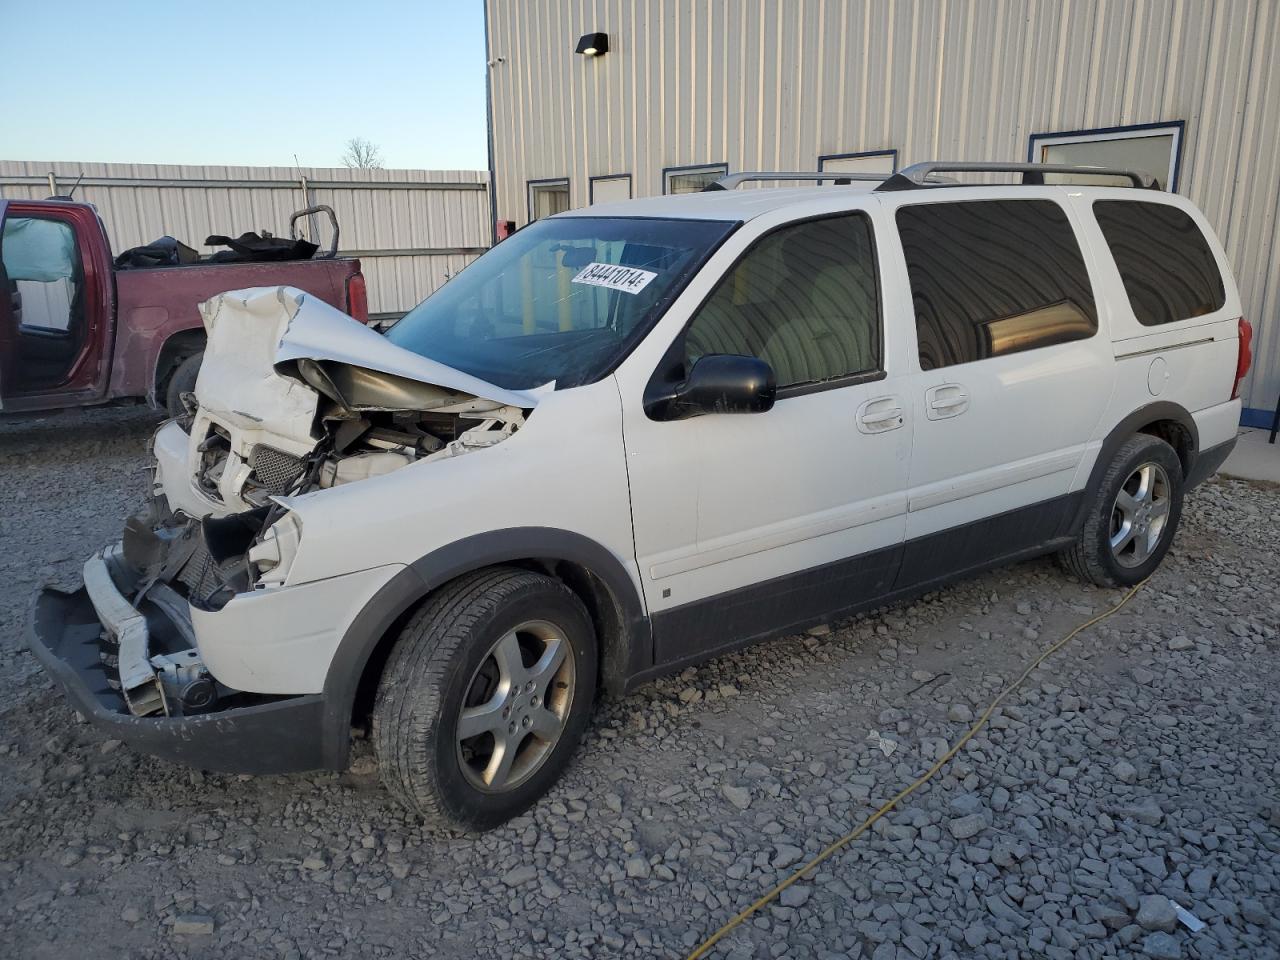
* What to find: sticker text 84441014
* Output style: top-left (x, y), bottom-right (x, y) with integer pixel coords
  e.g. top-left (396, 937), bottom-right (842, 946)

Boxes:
top-left (571, 262), bottom-right (658, 295)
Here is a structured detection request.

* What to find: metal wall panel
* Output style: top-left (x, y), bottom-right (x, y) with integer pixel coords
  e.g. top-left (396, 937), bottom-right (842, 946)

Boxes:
top-left (487, 0), bottom-right (1280, 415)
top-left (0, 161), bottom-right (489, 317)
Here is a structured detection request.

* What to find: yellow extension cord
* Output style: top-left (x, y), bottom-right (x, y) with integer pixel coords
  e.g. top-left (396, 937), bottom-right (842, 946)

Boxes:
top-left (686, 579), bottom-right (1148, 960)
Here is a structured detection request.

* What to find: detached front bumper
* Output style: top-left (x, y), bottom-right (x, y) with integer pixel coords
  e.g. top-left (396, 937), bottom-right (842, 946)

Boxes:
top-left (29, 584), bottom-right (332, 774)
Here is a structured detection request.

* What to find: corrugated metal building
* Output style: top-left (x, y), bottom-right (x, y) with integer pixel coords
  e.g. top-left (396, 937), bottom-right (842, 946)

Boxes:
top-left (0, 161), bottom-right (490, 318)
top-left (484, 0), bottom-right (1280, 424)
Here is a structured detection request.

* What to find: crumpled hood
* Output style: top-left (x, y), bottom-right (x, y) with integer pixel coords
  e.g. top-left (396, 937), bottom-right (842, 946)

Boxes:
top-left (161, 286), bottom-right (537, 518)
top-left (198, 286), bottom-right (540, 411)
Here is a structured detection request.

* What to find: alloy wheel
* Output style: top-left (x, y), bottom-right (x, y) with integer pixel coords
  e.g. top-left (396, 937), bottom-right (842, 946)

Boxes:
top-left (1109, 461), bottom-right (1171, 568)
top-left (455, 620), bottom-right (576, 792)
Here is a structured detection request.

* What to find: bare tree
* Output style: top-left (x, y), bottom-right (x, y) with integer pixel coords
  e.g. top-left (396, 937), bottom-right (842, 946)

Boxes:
top-left (341, 137), bottom-right (384, 170)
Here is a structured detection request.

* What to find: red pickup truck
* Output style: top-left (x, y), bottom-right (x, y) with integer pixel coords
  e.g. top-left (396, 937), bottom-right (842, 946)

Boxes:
top-left (0, 197), bottom-right (367, 417)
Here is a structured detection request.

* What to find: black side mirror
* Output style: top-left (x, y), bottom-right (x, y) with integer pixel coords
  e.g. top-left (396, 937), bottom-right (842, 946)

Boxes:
top-left (645, 354), bottom-right (776, 421)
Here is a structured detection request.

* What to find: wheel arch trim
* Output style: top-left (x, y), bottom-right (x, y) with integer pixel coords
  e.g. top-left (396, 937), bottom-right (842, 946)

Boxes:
top-left (317, 528), bottom-right (650, 769)
top-left (1074, 400), bottom-right (1198, 533)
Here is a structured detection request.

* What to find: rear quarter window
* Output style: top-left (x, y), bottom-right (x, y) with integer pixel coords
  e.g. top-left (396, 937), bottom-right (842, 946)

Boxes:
top-left (896, 199), bottom-right (1098, 370)
top-left (1092, 200), bottom-right (1225, 326)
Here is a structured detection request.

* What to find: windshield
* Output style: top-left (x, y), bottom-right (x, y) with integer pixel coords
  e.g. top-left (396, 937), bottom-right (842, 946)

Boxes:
top-left (386, 216), bottom-right (737, 390)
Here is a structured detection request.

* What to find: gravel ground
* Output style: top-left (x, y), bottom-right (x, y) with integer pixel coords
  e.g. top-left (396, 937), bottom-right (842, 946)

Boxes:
top-left (1, 407), bottom-right (1277, 960)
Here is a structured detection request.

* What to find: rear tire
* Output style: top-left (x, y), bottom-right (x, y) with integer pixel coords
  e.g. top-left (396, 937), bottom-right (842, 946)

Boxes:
top-left (1059, 434), bottom-right (1183, 587)
top-left (372, 567), bottom-right (597, 832)
top-left (164, 352), bottom-right (203, 418)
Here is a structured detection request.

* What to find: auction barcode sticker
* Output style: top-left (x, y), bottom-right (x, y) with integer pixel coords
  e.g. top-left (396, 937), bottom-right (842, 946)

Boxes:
top-left (571, 262), bottom-right (658, 295)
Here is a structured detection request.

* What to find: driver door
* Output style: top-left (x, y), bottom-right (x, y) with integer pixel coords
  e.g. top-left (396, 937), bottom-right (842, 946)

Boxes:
top-left (620, 209), bottom-right (912, 667)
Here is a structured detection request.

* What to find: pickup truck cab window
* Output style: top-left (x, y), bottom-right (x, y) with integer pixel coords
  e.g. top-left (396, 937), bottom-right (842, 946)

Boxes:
top-left (387, 216), bottom-right (736, 390)
top-left (896, 198), bottom-right (1098, 370)
top-left (684, 213), bottom-right (881, 390)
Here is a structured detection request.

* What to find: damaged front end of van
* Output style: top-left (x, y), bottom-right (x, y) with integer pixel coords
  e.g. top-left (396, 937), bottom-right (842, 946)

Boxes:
top-left (27, 287), bottom-right (538, 772)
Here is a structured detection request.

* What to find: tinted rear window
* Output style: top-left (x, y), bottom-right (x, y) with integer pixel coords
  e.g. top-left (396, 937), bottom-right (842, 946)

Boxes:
top-left (896, 199), bottom-right (1098, 370)
top-left (1093, 200), bottom-right (1225, 326)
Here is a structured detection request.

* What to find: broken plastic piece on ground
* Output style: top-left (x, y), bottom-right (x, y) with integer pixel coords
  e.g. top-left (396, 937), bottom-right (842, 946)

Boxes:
top-left (866, 730), bottom-right (897, 757)
top-left (1171, 900), bottom-right (1206, 933)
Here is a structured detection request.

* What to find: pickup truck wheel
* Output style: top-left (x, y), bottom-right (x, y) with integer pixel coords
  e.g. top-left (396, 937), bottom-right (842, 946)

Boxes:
top-left (1059, 434), bottom-right (1184, 588)
top-left (372, 567), bottom-right (597, 832)
top-left (164, 352), bottom-right (203, 417)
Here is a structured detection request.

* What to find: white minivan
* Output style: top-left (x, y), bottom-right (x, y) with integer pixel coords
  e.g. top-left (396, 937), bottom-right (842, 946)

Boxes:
top-left (32, 162), bottom-right (1252, 830)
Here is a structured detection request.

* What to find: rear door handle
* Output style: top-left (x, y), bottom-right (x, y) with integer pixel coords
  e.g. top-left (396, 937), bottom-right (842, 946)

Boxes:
top-left (857, 396), bottom-right (905, 434)
top-left (925, 383), bottom-right (969, 420)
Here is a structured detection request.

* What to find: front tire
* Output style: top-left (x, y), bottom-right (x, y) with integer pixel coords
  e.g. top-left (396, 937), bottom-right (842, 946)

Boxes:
top-left (164, 352), bottom-right (203, 418)
top-left (1059, 434), bottom-right (1184, 587)
top-left (372, 567), bottom-right (597, 831)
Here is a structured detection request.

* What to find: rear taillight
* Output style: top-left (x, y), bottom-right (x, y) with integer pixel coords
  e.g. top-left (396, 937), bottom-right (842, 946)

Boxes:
top-left (346, 273), bottom-right (369, 324)
top-left (1233, 317), bottom-right (1253, 400)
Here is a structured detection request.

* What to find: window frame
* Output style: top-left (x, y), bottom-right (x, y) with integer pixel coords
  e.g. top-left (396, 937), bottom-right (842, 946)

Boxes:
top-left (588, 173), bottom-right (633, 204)
top-left (894, 196), bottom-right (1101, 372)
top-left (674, 209), bottom-right (887, 400)
top-left (817, 148), bottom-right (898, 176)
top-left (526, 177), bottom-right (571, 223)
top-left (1027, 121), bottom-right (1185, 191)
top-left (662, 162), bottom-right (729, 196)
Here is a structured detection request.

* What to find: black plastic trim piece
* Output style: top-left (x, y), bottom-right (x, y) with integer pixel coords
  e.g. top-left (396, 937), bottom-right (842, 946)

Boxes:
top-left (1184, 437), bottom-right (1235, 488)
top-left (639, 494), bottom-right (1081, 692)
top-left (29, 586), bottom-right (327, 774)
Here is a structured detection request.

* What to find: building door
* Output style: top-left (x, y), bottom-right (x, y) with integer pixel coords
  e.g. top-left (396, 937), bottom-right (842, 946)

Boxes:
top-left (621, 210), bottom-right (912, 665)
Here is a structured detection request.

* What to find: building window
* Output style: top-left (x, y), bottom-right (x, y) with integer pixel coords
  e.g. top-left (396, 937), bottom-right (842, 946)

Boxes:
top-left (818, 149), bottom-right (897, 178)
top-left (1028, 122), bottom-right (1183, 191)
top-left (527, 179), bottom-right (570, 221)
top-left (684, 213), bottom-right (881, 390)
top-left (663, 163), bottom-right (728, 195)
top-left (896, 199), bottom-right (1098, 371)
top-left (589, 174), bottom-right (632, 204)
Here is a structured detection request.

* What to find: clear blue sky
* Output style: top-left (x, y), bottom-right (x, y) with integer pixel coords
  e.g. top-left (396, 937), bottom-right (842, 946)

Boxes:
top-left (0, 0), bottom-right (489, 170)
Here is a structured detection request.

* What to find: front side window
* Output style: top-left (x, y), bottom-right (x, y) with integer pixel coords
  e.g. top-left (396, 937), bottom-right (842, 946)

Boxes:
top-left (683, 213), bottom-right (881, 390)
top-left (896, 199), bottom-right (1098, 370)
top-left (387, 216), bottom-right (736, 390)
top-left (1093, 200), bottom-right (1225, 326)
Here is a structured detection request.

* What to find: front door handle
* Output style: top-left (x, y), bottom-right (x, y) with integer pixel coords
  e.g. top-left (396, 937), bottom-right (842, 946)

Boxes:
top-left (857, 396), bottom-right (905, 434)
top-left (925, 383), bottom-right (970, 420)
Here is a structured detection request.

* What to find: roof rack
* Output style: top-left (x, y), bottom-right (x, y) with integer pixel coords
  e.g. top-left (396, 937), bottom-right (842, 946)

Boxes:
top-left (876, 161), bottom-right (1160, 192)
top-left (703, 171), bottom-right (886, 191)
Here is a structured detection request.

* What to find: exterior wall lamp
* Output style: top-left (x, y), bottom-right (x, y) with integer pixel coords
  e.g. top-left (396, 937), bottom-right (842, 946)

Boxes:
top-left (575, 32), bottom-right (609, 57)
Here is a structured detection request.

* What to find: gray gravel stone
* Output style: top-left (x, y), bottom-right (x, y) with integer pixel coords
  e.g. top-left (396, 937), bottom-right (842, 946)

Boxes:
top-left (1136, 895), bottom-right (1177, 932)
top-left (171, 915), bottom-right (215, 936)
top-left (1141, 931), bottom-right (1182, 959)
top-left (1112, 759), bottom-right (1138, 784)
top-left (722, 784), bottom-right (752, 810)
top-left (947, 814), bottom-right (986, 840)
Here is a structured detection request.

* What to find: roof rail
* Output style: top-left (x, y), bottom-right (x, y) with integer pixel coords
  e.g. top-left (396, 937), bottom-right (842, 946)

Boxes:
top-left (704, 171), bottom-right (886, 191)
top-left (876, 161), bottom-right (1160, 192)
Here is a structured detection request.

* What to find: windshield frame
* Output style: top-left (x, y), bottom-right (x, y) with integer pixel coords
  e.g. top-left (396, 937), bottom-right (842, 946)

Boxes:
top-left (386, 214), bottom-right (742, 391)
